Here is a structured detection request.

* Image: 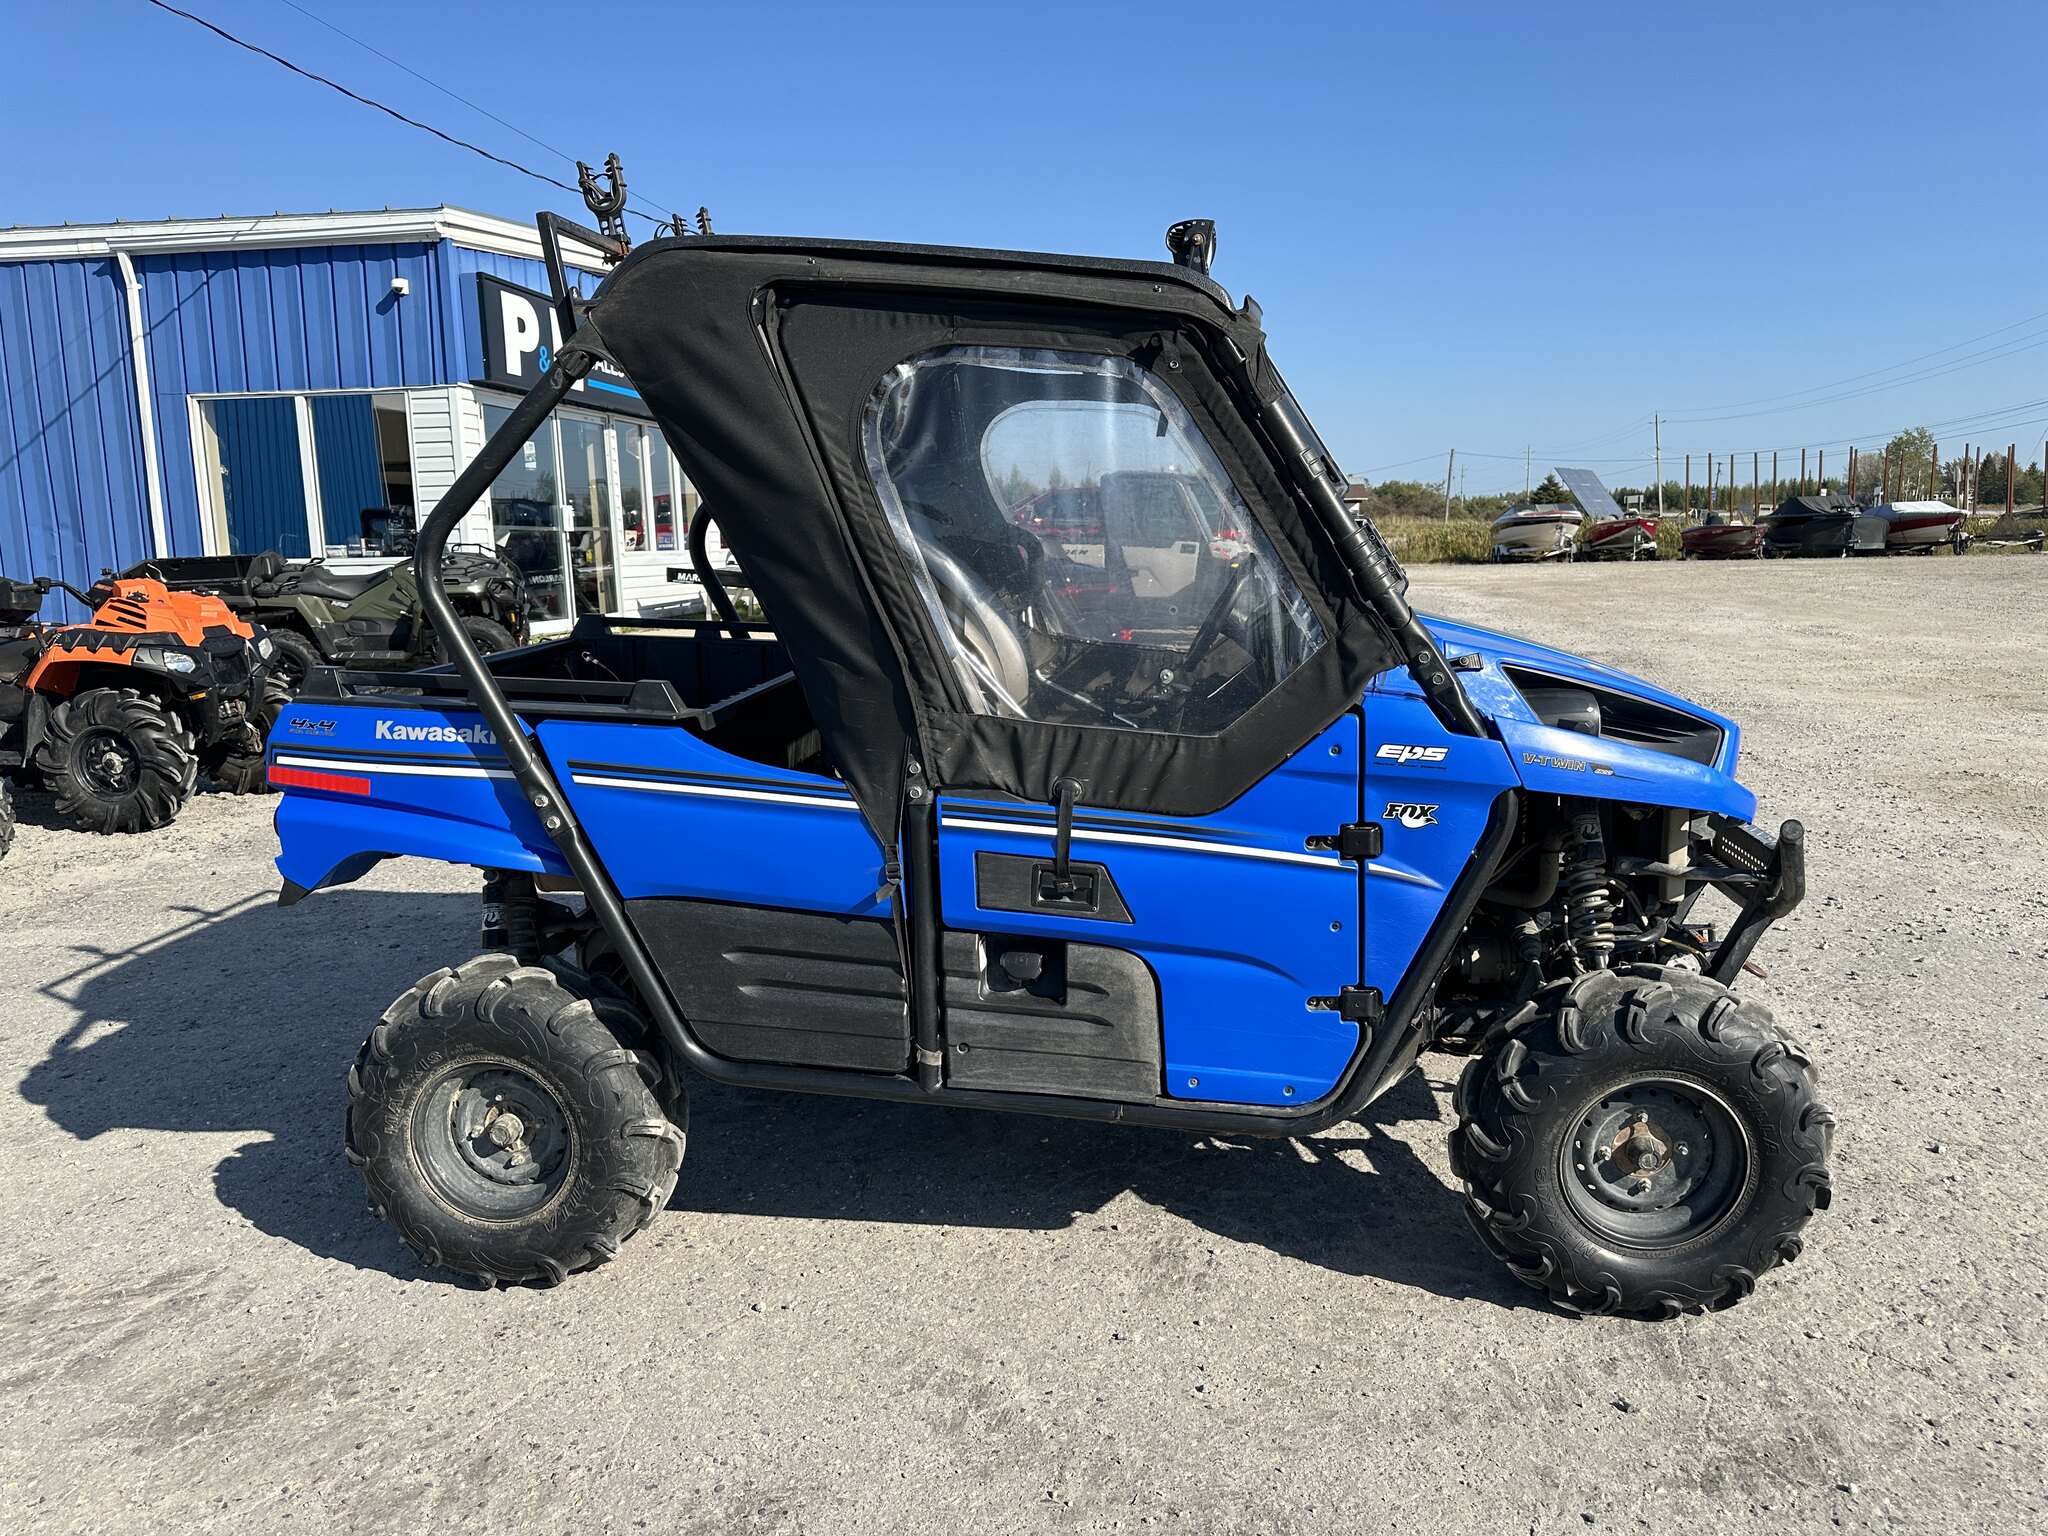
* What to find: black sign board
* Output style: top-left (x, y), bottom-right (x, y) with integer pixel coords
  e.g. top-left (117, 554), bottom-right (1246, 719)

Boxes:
top-left (474, 273), bottom-right (652, 418)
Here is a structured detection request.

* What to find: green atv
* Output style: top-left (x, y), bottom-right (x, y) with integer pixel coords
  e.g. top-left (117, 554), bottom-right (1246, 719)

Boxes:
top-left (127, 543), bottom-right (528, 692)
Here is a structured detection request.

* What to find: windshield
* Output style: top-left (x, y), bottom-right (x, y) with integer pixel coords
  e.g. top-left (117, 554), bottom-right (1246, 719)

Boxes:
top-left (863, 346), bottom-right (1325, 734)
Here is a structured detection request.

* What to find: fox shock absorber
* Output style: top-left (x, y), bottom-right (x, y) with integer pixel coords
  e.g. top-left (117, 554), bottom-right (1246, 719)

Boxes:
top-left (1562, 806), bottom-right (1617, 970)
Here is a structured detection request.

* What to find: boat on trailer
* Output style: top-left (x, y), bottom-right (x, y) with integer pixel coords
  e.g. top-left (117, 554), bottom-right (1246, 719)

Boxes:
top-left (1872, 500), bottom-right (1968, 554)
top-left (1582, 515), bottom-right (1661, 561)
top-left (1681, 515), bottom-right (1765, 559)
top-left (1489, 504), bottom-right (1581, 562)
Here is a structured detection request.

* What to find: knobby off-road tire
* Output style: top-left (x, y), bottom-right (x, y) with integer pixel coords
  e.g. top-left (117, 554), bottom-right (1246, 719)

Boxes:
top-left (0, 777), bottom-right (15, 859)
top-left (266, 629), bottom-right (325, 694)
top-left (346, 954), bottom-right (686, 1285)
top-left (433, 615), bottom-right (517, 663)
top-left (36, 687), bottom-right (198, 834)
top-left (201, 677), bottom-right (289, 794)
top-left (1450, 964), bottom-right (1833, 1318)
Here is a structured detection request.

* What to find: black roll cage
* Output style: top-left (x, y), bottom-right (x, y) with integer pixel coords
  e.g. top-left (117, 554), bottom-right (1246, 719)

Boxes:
top-left (406, 213), bottom-right (1493, 1135)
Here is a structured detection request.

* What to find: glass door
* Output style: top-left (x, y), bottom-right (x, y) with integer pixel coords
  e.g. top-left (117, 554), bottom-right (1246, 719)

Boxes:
top-left (559, 412), bottom-right (617, 616)
top-left (482, 403), bottom-right (570, 625)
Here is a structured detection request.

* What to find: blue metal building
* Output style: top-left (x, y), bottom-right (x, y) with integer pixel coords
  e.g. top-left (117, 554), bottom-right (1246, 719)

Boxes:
top-left (0, 208), bottom-right (700, 629)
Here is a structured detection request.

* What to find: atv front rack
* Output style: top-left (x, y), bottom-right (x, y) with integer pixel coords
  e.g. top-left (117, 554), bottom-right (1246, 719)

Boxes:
top-left (1700, 815), bottom-right (1806, 983)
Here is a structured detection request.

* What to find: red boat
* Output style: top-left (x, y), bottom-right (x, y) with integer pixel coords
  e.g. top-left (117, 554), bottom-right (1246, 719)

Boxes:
top-left (1681, 518), bottom-right (1765, 559)
top-left (1582, 515), bottom-right (1660, 561)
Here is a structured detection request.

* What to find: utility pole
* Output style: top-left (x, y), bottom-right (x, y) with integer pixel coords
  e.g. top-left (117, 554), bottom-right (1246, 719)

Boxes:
top-left (1800, 447), bottom-right (1808, 494)
top-left (1772, 450), bottom-right (1779, 507)
top-left (1817, 447), bottom-right (1825, 492)
top-left (1459, 464), bottom-right (1467, 510)
top-left (1443, 448), bottom-right (1455, 522)
top-left (1654, 415), bottom-right (1664, 516)
top-left (1525, 445), bottom-right (1532, 499)
top-left (1880, 446), bottom-right (1890, 502)
top-left (1684, 453), bottom-right (1691, 518)
top-left (1705, 454), bottom-right (1715, 512)
top-left (2008, 442), bottom-right (2018, 514)
top-left (1752, 451), bottom-right (1759, 515)
top-left (1929, 442), bottom-right (1939, 502)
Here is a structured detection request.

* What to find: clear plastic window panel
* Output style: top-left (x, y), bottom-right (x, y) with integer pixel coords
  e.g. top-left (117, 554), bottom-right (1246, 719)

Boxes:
top-left (862, 347), bottom-right (1325, 735)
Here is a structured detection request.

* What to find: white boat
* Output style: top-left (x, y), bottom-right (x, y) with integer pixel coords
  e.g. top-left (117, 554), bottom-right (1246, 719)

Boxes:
top-left (1490, 504), bottom-right (1582, 562)
top-left (1873, 500), bottom-right (1967, 553)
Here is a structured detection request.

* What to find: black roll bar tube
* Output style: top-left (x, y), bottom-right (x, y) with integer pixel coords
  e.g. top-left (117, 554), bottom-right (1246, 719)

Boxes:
top-left (687, 503), bottom-right (742, 634)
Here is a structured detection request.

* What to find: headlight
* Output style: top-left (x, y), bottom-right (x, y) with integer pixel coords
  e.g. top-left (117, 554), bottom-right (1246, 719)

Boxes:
top-left (134, 646), bottom-right (197, 674)
top-left (255, 633), bottom-right (275, 659)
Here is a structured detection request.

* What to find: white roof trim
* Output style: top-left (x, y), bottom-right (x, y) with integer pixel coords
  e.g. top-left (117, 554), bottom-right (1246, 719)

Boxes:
top-left (0, 205), bottom-right (614, 271)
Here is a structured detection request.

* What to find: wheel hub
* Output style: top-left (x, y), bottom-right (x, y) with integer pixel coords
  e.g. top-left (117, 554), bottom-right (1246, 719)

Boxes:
top-left (416, 1063), bottom-right (573, 1219)
top-left (1561, 1080), bottom-right (1749, 1248)
top-left (80, 730), bottom-right (139, 794)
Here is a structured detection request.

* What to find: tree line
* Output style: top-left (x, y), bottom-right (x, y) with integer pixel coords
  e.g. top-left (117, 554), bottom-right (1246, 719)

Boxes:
top-left (1364, 429), bottom-right (2043, 520)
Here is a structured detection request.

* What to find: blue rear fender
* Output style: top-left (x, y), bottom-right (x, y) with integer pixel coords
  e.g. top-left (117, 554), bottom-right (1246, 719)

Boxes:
top-left (269, 700), bottom-right (566, 894)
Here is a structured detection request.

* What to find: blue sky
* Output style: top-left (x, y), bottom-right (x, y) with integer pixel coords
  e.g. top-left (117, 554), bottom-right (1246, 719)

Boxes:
top-left (11, 1), bottom-right (2045, 493)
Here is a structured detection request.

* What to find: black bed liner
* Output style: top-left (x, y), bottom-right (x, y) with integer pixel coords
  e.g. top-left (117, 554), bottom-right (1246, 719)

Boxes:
top-left (295, 612), bottom-right (807, 733)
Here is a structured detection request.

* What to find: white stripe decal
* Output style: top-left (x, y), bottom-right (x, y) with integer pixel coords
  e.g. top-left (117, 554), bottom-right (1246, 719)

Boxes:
top-left (938, 815), bottom-right (1344, 870)
top-left (276, 753), bottom-right (513, 780)
top-left (571, 773), bottom-right (860, 811)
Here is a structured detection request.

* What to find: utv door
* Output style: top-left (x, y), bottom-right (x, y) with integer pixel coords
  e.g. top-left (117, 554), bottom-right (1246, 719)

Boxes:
top-left (932, 719), bottom-right (1362, 1105)
top-left (852, 342), bottom-right (1370, 1107)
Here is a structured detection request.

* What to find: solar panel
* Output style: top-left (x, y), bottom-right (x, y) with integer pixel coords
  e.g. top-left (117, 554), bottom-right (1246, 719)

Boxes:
top-left (1553, 466), bottom-right (1627, 522)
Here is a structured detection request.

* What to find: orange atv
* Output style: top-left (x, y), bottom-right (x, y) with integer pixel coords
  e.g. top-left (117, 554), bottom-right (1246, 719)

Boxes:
top-left (0, 573), bottom-right (284, 848)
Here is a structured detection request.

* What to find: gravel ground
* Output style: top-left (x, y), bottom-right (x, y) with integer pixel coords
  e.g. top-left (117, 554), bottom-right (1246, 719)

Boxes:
top-left (2, 557), bottom-right (2042, 1534)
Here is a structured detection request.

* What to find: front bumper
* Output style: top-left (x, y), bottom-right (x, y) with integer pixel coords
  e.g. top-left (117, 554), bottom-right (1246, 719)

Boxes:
top-left (1701, 816), bottom-right (1806, 982)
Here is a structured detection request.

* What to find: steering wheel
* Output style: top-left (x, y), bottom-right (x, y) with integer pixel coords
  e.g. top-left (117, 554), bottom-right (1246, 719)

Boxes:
top-left (1177, 560), bottom-right (1253, 681)
top-left (919, 544), bottom-right (1033, 713)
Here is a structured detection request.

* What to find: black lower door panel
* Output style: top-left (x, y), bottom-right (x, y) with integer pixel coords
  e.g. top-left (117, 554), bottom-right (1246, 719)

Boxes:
top-left (941, 932), bottom-right (1162, 1100)
top-left (632, 899), bottom-right (910, 1072)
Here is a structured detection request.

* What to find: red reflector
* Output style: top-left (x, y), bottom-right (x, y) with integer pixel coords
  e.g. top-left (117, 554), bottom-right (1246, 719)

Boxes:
top-left (268, 764), bottom-right (371, 795)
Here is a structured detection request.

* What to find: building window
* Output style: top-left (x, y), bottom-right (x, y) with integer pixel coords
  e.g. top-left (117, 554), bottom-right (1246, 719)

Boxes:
top-left (649, 432), bottom-right (678, 552)
top-left (194, 390), bottom-right (416, 559)
top-left (310, 393), bottom-right (413, 550)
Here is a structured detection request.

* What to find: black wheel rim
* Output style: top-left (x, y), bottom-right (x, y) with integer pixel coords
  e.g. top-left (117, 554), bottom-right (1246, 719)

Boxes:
top-left (412, 1059), bottom-right (575, 1221)
top-left (1560, 1078), bottom-right (1752, 1248)
top-left (77, 727), bottom-right (140, 798)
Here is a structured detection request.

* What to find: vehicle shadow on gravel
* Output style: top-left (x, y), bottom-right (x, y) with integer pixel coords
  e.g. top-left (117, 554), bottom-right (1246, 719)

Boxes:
top-left (19, 889), bottom-right (1532, 1310)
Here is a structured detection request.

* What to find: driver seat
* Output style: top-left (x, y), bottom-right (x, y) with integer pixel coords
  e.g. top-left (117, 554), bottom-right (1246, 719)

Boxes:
top-left (291, 563), bottom-right (387, 602)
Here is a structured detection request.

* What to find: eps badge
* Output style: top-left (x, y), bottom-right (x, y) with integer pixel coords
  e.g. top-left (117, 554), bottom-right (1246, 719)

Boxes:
top-left (1384, 801), bottom-right (1440, 829)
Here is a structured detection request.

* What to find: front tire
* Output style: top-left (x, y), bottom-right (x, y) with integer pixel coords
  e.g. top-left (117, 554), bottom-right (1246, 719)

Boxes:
top-left (0, 777), bottom-right (14, 859)
top-left (266, 629), bottom-right (325, 694)
top-left (202, 677), bottom-right (289, 794)
top-left (346, 954), bottom-right (686, 1285)
top-left (36, 687), bottom-right (197, 834)
top-left (1450, 965), bottom-right (1832, 1317)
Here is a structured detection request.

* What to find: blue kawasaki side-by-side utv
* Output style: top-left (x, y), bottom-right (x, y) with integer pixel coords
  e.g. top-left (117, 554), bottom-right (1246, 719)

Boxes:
top-left (268, 213), bottom-right (1831, 1316)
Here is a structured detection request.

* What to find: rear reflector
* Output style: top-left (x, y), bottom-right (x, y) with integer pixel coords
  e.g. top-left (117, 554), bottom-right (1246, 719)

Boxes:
top-left (268, 764), bottom-right (371, 795)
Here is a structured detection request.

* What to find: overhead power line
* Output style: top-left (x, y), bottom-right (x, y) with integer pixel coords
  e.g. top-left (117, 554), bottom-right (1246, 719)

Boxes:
top-left (1665, 307), bottom-right (2048, 419)
top-left (141, 0), bottom-right (675, 227)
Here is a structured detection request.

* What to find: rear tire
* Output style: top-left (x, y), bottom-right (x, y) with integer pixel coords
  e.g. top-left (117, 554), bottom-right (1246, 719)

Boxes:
top-left (36, 687), bottom-right (197, 834)
top-left (266, 630), bottom-right (325, 694)
top-left (1450, 964), bottom-right (1832, 1318)
top-left (201, 677), bottom-right (288, 794)
top-left (346, 954), bottom-right (686, 1285)
top-left (0, 777), bottom-right (14, 859)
